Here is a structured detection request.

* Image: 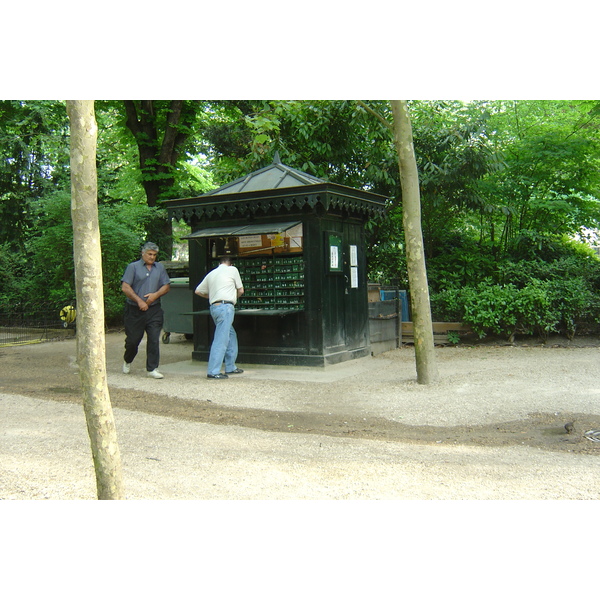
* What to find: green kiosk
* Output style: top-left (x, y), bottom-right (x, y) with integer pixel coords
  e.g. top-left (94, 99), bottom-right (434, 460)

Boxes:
top-left (165, 154), bottom-right (387, 366)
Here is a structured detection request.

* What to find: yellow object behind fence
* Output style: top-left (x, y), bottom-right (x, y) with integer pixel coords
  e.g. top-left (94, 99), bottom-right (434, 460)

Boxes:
top-left (60, 305), bottom-right (76, 326)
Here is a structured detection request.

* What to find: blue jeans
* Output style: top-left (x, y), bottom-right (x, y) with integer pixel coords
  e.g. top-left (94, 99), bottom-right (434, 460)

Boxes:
top-left (207, 303), bottom-right (238, 375)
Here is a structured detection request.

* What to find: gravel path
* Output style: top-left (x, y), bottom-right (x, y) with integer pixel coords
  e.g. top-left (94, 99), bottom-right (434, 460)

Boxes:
top-left (1, 333), bottom-right (600, 500)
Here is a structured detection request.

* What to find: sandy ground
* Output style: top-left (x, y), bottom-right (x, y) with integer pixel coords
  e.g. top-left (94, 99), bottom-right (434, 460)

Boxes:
top-left (1, 331), bottom-right (600, 500)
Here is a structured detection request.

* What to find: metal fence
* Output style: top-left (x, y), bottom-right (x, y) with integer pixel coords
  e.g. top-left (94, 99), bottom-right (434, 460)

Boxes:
top-left (0, 310), bottom-right (75, 347)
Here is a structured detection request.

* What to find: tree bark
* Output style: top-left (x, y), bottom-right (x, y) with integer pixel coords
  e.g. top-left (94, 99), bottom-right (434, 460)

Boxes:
top-left (124, 100), bottom-right (161, 207)
top-left (123, 100), bottom-right (186, 207)
top-left (391, 101), bottom-right (439, 384)
top-left (67, 100), bottom-right (124, 499)
top-left (123, 99), bottom-right (192, 256)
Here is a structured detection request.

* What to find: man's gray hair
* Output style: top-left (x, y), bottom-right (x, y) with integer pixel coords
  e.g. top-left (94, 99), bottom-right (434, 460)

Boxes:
top-left (142, 242), bottom-right (159, 253)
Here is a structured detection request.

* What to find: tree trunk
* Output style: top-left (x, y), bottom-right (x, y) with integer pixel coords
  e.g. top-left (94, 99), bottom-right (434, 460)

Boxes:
top-left (391, 101), bottom-right (439, 384)
top-left (123, 99), bottom-right (192, 257)
top-left (67, 100), bottom-right (124, 499)
top-left (123, 100), bottom-right (162, 207)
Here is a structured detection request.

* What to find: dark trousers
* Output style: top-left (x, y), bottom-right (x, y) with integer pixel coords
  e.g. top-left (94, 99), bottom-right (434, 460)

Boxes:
top-left (123, 303), bottom-right (164, 371)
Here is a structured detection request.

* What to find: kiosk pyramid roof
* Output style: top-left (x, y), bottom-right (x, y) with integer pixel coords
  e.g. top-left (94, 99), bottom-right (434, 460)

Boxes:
top-left (202, 152), bottom-right (324, 196)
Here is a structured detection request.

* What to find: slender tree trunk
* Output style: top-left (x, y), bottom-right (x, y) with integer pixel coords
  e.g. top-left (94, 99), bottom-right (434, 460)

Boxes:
top-left (67, 100), bottom-right (124, 499)
top-left (391, 101), bottom-right (439, 384)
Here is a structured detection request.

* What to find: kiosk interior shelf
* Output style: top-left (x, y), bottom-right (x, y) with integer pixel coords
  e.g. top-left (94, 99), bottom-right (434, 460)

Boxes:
top-left (212, 254), bottom-right (305, 312)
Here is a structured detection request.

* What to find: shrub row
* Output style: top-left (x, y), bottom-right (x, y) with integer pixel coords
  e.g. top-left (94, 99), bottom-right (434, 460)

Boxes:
top-left (432, 279), bottom-right (599, 341)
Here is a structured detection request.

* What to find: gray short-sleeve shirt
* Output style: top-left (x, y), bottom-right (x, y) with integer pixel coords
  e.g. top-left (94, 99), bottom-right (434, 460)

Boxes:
top-left (121, 260), bottom-right (171, 306)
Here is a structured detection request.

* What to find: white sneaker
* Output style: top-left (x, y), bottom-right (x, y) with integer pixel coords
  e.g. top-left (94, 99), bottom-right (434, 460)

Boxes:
top-left (123, 362), bottom-right (131, 374)
top-left (147, 369), bottom-right (164, 379)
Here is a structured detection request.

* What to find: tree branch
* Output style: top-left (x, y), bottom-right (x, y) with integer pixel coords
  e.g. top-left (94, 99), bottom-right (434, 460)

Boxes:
top-left (355, 100), bottom-right (393, 132)
top-left (159, 100), bottom-right (184, 166)
top-left (123, 100), bottom-right (140, 137)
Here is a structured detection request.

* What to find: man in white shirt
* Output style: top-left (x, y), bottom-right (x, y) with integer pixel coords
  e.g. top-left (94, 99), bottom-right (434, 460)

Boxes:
top-left (195, 256), bottom-right (244, 379)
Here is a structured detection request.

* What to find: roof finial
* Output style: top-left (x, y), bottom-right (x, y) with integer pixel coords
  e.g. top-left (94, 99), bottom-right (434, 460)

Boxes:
top-left (273, 150), bottom-right (282, 164)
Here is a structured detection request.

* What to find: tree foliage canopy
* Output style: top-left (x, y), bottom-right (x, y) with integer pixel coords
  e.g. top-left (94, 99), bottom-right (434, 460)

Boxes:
top-left (1, 99), bottom-right (599, 336)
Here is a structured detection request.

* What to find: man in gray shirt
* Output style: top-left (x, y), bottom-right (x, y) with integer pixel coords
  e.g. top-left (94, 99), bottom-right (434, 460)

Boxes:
top-left (121, 242), bottom-right (171, 378)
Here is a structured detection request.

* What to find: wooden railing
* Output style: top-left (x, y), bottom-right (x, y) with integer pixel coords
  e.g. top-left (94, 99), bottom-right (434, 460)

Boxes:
top-left (401, 321), bottom-right (472, 344)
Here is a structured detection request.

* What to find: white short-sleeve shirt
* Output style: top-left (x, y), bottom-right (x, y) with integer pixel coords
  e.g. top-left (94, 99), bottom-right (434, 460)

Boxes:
top-left (196, 264), bottom-right (243, 304)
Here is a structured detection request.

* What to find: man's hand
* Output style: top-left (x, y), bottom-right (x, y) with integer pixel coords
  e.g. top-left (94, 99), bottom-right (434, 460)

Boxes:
top-left (144, 292), bottom-right (158, 306)
top-left (122, 282), bottom-right (169, 311)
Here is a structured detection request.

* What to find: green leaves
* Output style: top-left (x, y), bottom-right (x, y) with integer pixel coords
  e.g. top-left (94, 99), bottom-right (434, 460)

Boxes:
top-left (2, 98), bottom-right (600, 338)
top-left (440, 281), bottom-right (555, 341)
top-left (479, 101), bottom-right (600, 254)
top-left (430, 246), bottom-right (600, 341)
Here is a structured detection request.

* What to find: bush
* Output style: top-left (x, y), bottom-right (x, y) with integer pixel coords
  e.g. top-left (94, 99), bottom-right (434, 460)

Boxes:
top-left (432, 275), bottom-right (600, 341)
top-left (1, 191), bottom-right (163, 324)
top-left (461, 281), bottom-right (555, 341)
top-left (429, 236), bottom-right (600, 340)
top-left (0, 243), bottom-right (30, 312)
top-left (546, 277), bottom-right (599, 339)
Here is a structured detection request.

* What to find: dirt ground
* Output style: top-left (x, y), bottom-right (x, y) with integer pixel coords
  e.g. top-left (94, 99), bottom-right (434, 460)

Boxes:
top-left (2, 329), bottom-right (600, 456)
top-left (4, 333), bottom-right (597, 600)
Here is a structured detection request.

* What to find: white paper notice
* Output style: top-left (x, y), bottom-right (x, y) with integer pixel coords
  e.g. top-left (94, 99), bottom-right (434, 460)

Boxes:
top-left (330, 245), bottom-right (339, 269)
top-left (239, 235), bottom-right (263, 248)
